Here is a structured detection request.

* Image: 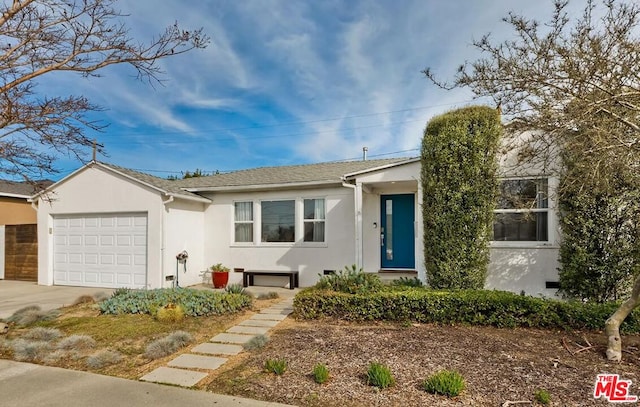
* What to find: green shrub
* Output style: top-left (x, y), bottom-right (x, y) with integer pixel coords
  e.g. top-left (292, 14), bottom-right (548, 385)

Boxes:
top-left (155, 303), bottom-right (185, 322)
top-left (264, 358), bottom-right (287, 375)
top-left (86, 349), bottom-right (122, 369)
top-left (243, 334), bottom-right (269, 350)
top-left (534, 389), bottom-right (551, 405)
top-left (99, 288), bottom-right (252, 317)
top-left (314, 265), bottom-right (383, 294)
top-left (366, 362), bottom-right (395, 389)
top-left (390, 277), bottom-right (423, 288)
top-left (293, 288), bottom-right (640, 332)
top-left (421, 106), bottom-right (501, 289)
top-left (423, 370), bottom-right (465, 397)
top-left (313, 363), bottom-right (330, 384)
top-left (144, 330), bottom-right (193, 359)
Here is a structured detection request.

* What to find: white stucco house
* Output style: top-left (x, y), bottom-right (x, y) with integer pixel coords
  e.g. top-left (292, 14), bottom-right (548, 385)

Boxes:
top-left (31, 156), bottom-right (560, 296)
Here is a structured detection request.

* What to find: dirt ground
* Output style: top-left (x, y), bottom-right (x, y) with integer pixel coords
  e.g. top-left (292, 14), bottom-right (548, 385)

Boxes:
top-left (207, 319), bottom-right (640, 406)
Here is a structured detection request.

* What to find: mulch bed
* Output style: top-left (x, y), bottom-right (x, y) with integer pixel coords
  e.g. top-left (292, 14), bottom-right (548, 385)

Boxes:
top-left (207, 319), bottom-right (640, 406)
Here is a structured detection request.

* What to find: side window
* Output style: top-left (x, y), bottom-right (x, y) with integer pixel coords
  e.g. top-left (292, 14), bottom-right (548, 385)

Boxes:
top-left (234, 201), bottom-right (253, 243)
top-left (303, 198), bottom-right (325, 242)
top-left (493, 179), bottom-right (549, 241)
top-left (261, 200), bottom-right (295, 242)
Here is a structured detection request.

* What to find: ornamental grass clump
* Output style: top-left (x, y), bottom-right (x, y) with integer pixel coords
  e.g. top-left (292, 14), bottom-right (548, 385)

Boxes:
top-left (144, 330), bottom-right (193, 359)
top-left (6, 305), bottom-right (60, 326)
top-left (243, 334), bottom-right (269, 350)
top-left (423, 370), bottom-right (465, 397)
top-left (264, 358), bottom-right (287, 375)
top-left (366, 362), bottom-right (395, 389)
top-left (155, 303), bottom-right (185, 322)
top-left (11, 339), bottom-right (52, 362)
top-left (22, 327), bottom-right (62, 342)
top-left (57, 335), bottom-right (96, 350)
top-left (86, 349), bottom-right (122, 369)
top-left (313, 363), bottom-right (330, 384)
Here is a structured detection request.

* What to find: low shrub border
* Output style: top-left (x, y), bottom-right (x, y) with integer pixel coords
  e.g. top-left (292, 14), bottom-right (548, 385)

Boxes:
top-left (99, 288), bottom-right (252, 317)
top-left (293, 288), bottom-right (640, 333)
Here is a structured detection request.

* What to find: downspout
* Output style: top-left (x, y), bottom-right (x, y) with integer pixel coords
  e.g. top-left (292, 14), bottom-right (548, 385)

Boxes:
top-left (342, 180), bottom-right (362, 268)
top-left (161, 194), bottom-right (174, 288)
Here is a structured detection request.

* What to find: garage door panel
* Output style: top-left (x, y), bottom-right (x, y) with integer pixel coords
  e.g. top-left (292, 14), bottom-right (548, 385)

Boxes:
top-left (53, 213), bottom-right (147, 289)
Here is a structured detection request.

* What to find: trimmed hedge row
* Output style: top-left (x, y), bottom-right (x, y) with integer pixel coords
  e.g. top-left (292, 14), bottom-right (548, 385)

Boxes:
top-left (99, 288), bottom-right (252, 317)
top-left (293, 288), bottom-right (640, 333)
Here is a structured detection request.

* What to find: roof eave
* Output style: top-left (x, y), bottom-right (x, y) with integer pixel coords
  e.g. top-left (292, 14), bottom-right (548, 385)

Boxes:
top-left (342, 157), bottom-right (421, 179)
top-left (184, 179), bottom-right (341, 193)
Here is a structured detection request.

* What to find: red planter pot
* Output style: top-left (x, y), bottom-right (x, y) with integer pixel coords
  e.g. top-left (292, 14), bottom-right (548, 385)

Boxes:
top-left (212, 271), bottom-right (229, 288)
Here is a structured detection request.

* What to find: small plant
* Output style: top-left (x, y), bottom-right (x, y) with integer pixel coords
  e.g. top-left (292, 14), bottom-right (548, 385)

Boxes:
top-left (257, 291), bottom-right (280, 300)
top-left (6, 306), bottom-right (60, 326)
top-left (22, 327), bottom-right (62, 342)
top-left (11, 339), bottom-right (51, 362)
top-left (225, 283), bottom-right (245, 294)
top-left (210, 263), bottom-right (230, 272)
top-left (390, 276), bottom-right (424, 288)
top-left (313, 363), bottom-right (330, 384)
top-left (144, 330), bottom-right (193, 359)
top-left (155, 303), bottom-right (185, 322)
top-left (93, 291), bottom-right (110, 302)
top-left (73, 295), bottom-right (96, 305)
top-left (86, 349), bottom-right (122, 369)
top-left (111, 287), bottom-right (131, 298)
top-left (534, 389), bottom-right (551, 405)
top-left (57, 335), bottom-right (96, 350)
top-left (315, 264), bottom-right (383, 294)
top-left (264, 358), bottom-right (287, 375)
top-left (366, 362), bottom-right (395, 389)
top-left (423, 370), bottom-right (465, 397)
top-left (243, 334), bottom-right (269, 350)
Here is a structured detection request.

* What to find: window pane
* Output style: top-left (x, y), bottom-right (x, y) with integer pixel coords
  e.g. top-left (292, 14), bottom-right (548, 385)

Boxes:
top-left (493, 212), bottom-right (548, 241)
top-left (235, 223), bottom-right (253, 242)
top-left (261, 200), bottom-right (295, 242)
top-left (304, 222), bottom-right (325, 242)
top-left (234, 202), bottom-right (253, 222)
top-left (304, 199), bottom-right (325, 220)
top-left (498, 179), bottom-right (548, 209)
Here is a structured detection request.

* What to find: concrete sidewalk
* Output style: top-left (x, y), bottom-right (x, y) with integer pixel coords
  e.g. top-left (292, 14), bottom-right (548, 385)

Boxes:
top-left (0, 281), bottom-right (113, 319)
top-left (0, 360), bottom-right (294, 407)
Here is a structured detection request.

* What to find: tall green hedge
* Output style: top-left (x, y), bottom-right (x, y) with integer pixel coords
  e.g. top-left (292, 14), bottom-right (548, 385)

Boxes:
top-left (421, 106), bottom-right (501, 289)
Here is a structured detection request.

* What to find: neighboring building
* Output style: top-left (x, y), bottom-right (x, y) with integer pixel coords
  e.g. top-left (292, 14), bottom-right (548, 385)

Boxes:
top-left (31, 158), bottom-right (560, 296)
top-left (0, 180), bottom-right (51, 281)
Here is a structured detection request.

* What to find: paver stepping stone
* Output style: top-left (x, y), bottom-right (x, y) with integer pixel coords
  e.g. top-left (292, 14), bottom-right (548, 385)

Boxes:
top-left (210, 332), bottom-right (256, 344)
top-left (140, 367), bottom-right (207, 387)
top-left (252, 313), bottom-right (287, 321)
top-left (260, 308), bottom-right (292, 315)
top-left (168, 354), bottom-right (227, 370)
top-left (240, 319), bottom-right (280, 328)
top-left (227, 325), bottom-right (270, 335)
top-left (192, 342), bottom-right (243, 355)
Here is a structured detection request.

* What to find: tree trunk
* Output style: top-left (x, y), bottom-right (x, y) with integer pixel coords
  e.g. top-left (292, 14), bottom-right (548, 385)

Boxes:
top-left (605, 275), bottom-right (640, 361)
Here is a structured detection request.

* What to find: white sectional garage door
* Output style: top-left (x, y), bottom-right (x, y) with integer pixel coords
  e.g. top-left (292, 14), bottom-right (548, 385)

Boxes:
top-left (53, 213), bottom-right (147, 289)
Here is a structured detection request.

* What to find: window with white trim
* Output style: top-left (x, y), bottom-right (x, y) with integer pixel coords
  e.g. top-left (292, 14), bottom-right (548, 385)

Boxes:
top-left (261, 200), bottom-right (295, 243)
top-left (303, 198), bottom-right (325, 242)
top-left (493, 178), bottom-right (549, 242)
top-left (234, 201), bottom-right (253, 243)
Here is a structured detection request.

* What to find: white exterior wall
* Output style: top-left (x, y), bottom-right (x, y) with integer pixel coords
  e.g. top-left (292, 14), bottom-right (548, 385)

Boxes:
top-left (163, 199), bottom-right (207, 288)
top-left (202, 186), bottom-right (355, 287)
top-left (36, 166), bottom-right (165, 288)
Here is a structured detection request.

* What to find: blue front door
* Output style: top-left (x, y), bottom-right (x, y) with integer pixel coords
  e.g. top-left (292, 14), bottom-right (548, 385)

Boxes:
top-left (380, 194), bottom-right (415, 269)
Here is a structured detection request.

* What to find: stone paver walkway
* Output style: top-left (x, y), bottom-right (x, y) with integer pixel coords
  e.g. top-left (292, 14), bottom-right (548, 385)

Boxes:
top-left (140, 298), bottom-right (294, 387)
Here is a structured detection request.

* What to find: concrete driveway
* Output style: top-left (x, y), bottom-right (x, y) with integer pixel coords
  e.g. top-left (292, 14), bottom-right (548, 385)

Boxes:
top-left (0, 281), bottom-right (113, 319)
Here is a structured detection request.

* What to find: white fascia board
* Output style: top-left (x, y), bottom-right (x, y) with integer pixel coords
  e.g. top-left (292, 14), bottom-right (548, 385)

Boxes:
top-left (342, 157), bottom-right (421, 179)
top-left (183, 180), bottom-right (340, 193)
top-left (0, 192), bottom-right (30, 199)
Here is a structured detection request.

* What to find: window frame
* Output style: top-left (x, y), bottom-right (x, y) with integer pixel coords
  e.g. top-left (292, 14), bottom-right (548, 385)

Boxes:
top-left (491, 177), bottom-right (555, 247)
top-left (233, 201), bottom-right (254, 244)
top-left (303, 198), bottom-right (326, 243)
top-left (260, 199), bottom-right (296, 244)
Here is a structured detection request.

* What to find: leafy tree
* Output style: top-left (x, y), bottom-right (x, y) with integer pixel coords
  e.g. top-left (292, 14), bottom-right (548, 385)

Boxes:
top-left (421, 106), bottom-right (501, 289)
top-left (424, 0), bottom-right (640, 361)
top-left (1, 0), bottom-right (209, 182)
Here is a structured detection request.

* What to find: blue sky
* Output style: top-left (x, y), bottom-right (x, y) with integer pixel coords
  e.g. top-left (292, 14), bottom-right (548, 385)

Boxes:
top-left (40, 0), bottom-right (581, 180)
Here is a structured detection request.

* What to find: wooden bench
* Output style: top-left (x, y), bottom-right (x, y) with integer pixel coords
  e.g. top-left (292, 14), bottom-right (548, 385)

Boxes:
top-left (242, 270), bottom-right (299, 290)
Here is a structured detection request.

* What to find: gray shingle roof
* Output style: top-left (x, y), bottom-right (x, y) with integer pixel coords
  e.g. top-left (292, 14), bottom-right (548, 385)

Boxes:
top-left (176, 158), bottom-right (413, 190)
top-left (0, 180), bottom-right (52, 197)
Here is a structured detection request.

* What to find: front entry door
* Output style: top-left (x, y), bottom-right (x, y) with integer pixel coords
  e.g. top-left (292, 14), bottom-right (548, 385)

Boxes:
top-left (380, 194), bottom-right (415, 269)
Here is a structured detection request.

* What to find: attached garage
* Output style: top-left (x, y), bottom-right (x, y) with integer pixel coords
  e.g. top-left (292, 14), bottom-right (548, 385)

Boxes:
top-left (53, 213), bottom-right (147, 289)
